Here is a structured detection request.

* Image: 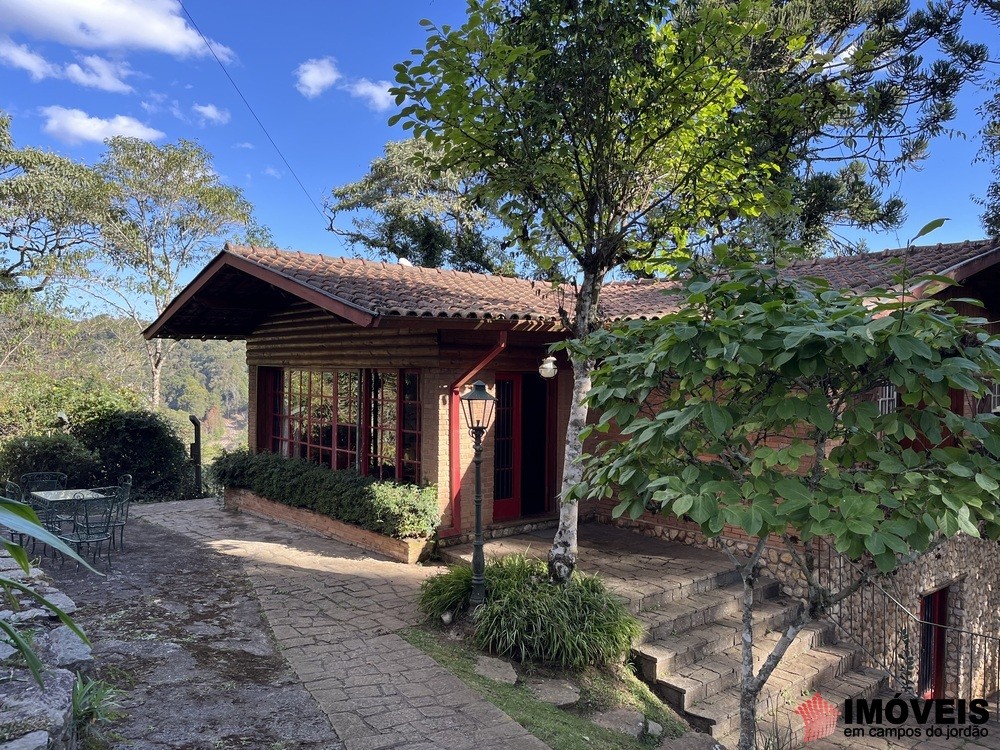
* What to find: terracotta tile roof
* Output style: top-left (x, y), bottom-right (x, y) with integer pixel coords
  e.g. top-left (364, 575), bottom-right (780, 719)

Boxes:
top-left (226, 245), bottom-right (680, 323)
top-left (781, 239), bottom-right (1000, 291)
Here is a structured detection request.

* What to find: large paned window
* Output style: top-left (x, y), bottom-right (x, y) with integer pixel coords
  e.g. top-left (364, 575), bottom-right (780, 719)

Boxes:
top-left (265, 368), bottom-right (420, 483)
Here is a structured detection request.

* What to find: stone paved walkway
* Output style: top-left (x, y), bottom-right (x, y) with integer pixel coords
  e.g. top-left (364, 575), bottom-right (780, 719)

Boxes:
top-left (133, 499), bottom-right (550, 750)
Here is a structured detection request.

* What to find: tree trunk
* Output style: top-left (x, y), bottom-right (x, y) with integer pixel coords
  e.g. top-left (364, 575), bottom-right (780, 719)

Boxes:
top-left (738, 563), bottom-right (761, 750)
top-left (735, 543), bottom-right (807, 750)
top-left (548, 269), bottom-right (601, 583)
top-left (548, 354), bottom-right (593, 582)
top-left (149, 339), bottom-right (163, 410)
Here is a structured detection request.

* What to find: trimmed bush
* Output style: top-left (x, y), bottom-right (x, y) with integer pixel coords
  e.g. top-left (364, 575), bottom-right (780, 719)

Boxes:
top-left (0, 373), bottom-right (142, 442)
top-left (71, 410), bottom-right (192, 502)
top-left (419, 554), bottom-right (643, 670)
top-left (0, 433), bottom-right (101, 488)
top-left (210, 449), bottom-right (440, 539)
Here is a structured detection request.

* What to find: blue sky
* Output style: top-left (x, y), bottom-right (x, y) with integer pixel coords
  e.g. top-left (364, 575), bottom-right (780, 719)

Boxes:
top-left (0, 0), bottom-right (997, 263)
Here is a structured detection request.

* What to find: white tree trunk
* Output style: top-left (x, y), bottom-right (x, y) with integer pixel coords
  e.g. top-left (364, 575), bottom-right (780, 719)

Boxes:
top-left (548, 355), bottom-right (593, 582)
top-left (548, 270), bottom-right (601, 583)
top-left (149, 338), bottom-right (163, 410)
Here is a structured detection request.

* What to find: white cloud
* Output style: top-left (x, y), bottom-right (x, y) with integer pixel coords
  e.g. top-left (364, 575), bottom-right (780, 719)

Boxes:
top-left (294, 57), bottom-right (340, 99)
top-left (344, 78), bottom-right (394, 112)
top-left (64, 55), bottom-right (132, 93)
top-left (40, 105), bottom-right (164, 144)
top-left (0, 37), bottom-right (59, 80)
top-left (169, 99), bottom-right (186, 122)
top-left (192, 102), bottom-right (229, 125)
top-left (1, 39), bottom-right (134, 93)
top-left (0, 0), bottom-right (232, 60)
top-left (234, 141), bottom-right (254, 149)
top-left (263, 167), bottom-right (282, 179)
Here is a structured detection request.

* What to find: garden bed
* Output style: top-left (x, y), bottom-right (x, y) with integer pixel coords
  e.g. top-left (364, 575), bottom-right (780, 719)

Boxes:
top-left (224, 488), bottom-right (435, 564)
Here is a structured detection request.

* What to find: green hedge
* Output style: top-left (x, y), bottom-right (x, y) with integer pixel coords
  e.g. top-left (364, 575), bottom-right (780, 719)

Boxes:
top-left (210, 449), bottom-right (440, 540)
top-left (1, 409), bottom-right (192, 501)
top-left (0, 434), bottom-right (101, 488)
top-left (71, 410), bottom-right (192, 502)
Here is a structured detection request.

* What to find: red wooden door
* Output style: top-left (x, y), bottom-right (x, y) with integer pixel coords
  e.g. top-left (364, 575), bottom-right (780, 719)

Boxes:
top-left (919, 587), bottom-right (949, 699)
top-left (492, 375), bottom-right (522, 522)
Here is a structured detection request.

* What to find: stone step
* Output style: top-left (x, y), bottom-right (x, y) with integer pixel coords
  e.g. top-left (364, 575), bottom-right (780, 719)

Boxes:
top-left (714, 667), bottom-right (889, 749)
top-left (602, 566), bottom-right (746, 615)
top-left (634, 596), bottom-right (805, 683)
top-left (685, 643), bottom-right (868, 737)
top-left (655, 621), bottom-right (833, 712)
top-left (635, 578), bottom-right (783, 640)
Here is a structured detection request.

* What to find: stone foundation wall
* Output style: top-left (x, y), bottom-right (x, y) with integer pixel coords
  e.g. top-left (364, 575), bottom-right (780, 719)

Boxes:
top-left (0, 553), bottom-right (93, 749)
top-left (834, 534), bottom-right (1000, 700)
top-left (596, 510), bottom-right (1000, 700)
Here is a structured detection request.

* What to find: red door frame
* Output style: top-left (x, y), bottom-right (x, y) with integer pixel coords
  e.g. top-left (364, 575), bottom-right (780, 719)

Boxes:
top-left (919, 587), bottom-right (949, 699)
top-left (492, 373), bottom-right (522, 522)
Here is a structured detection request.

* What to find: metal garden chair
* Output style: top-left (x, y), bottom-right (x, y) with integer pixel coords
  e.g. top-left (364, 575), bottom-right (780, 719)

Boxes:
top-left (57, 493), bottom-right (114, 568)
top-left (13, 475), bottom-right (69, 551)
top-left (88, 485), bottom-right (130, 551)
top-left (19, 472), bottom-right (67, 499)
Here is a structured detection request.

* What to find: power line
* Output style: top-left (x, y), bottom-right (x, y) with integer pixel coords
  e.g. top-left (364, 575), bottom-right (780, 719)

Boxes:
top-left (178, 0), bottom-right (327, 223)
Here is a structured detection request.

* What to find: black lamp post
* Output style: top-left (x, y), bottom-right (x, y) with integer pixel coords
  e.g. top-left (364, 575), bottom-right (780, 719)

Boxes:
top-left (460, 380), bottom-right (496, 607)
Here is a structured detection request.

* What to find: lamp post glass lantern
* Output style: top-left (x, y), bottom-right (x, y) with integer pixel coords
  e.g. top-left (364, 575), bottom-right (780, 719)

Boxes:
top-left (460, 380), bottom-right (496, 607)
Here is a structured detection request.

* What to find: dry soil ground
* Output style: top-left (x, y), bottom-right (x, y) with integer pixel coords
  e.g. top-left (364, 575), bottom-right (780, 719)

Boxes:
top-left (46, 517), bottom-right (342, 750)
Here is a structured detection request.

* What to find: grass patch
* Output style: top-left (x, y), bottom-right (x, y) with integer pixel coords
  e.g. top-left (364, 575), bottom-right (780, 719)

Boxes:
top-left (401, 625), bottom-right (686, 750)
top-left (577, 665), bottom-right (685, 737)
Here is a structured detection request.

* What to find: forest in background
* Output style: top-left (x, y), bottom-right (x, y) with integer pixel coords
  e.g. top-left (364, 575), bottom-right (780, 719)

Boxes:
top-left (0, 292), bottom-right (248, 459)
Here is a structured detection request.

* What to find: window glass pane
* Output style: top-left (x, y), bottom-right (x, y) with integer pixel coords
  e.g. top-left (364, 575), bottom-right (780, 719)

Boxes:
top-left (404, 372), bottom-right (419, 402)
top-left (263, 368), bottom-right (421, 485)
top-left (335, 371), bottom-right (360, 471)
top-left (369, 370), bottom-right (399, 479)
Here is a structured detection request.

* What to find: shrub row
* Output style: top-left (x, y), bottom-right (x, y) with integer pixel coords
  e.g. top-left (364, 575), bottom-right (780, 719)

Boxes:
top-left (419, 554), bottom-right (643, 669)
top-left (210, 449), bottom-right (440, 540)
top-left (0, 410), bottom-right (192, 502)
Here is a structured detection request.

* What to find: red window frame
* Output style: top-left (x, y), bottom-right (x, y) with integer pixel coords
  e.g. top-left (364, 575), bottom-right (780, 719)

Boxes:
top-left (261, 367), bottom-right (420, 483)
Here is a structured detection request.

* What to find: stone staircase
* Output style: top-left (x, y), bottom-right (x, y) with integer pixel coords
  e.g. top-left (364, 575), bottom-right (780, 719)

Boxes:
top-left (629, 568), bottom-right (888, 749)
top-left (442, 522), bottom-right (889, 749)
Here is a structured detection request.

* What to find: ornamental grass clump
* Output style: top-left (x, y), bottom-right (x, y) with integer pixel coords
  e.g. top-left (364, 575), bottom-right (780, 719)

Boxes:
top-left (419, 554), bottom-right (642, 670)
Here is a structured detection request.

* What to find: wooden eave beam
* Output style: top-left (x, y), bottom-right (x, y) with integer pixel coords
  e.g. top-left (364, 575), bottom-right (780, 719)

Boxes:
top-left (143, 250), bottom-right (378, 340)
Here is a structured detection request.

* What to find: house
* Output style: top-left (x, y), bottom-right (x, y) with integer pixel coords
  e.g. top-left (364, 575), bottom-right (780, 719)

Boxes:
top-left (147, 239), bottom-right (1000, 709)
top-left (144, 242), bottom-right (677, 541)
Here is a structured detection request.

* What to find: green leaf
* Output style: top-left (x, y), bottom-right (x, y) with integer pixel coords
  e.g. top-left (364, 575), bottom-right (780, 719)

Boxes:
top-left (875, 551), bottom-right (898, 573)
top-left (702, 402), bottom-right (732, 438)
top-left (975, 473), bottom-right (999, 493)
top-left (0, 503), bottom-right (92, 571)
top-left (673, 495), bottom-right (694, 516)
top-left (775, 478), bottom-right (810, 503)
top-left (910, 218), bottom-right (948, 243)
top-left (809, 504), bottom-right (830, 521)
top-left (1, 577), bottom-right (89, 646)
top-left (0, 618), bottom-right (44, 685)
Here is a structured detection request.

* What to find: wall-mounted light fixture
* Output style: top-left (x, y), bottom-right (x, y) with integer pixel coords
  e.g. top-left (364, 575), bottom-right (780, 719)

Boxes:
top-left (538, 355), bottom-right (558, 379)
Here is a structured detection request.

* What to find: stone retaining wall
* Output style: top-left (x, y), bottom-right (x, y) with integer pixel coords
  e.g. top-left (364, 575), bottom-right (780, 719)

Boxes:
top-left (0, 553), bottom-right (92, 749)
top-left (598, 509), bottom-right (1000, 701)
